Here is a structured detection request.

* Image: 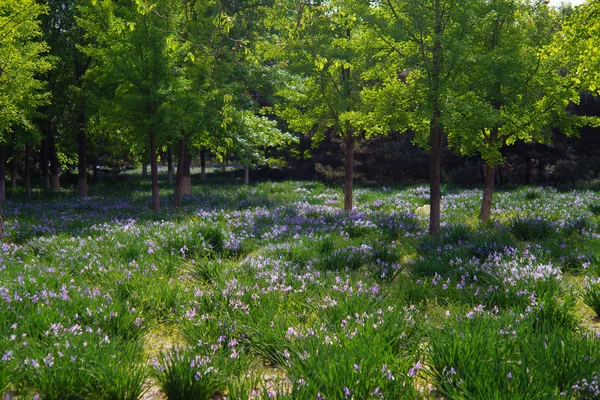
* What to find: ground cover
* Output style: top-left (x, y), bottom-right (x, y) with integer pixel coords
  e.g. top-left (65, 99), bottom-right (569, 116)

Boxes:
top-left (2, 178), bottom-right (600, 399)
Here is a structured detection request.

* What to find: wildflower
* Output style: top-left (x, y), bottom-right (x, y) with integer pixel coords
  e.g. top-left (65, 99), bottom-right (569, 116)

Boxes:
top-left (408, 360), bottom-right (422, 377)
top-left (344, 387), bottom-right (351, 398)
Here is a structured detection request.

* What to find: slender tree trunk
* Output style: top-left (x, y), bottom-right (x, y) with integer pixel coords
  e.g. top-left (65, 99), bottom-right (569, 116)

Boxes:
top-left (10, 152), bottom-right (17, 189)
top-left (49, 133), bottom-right (60, 192)
top-left (174, 138), bottom-right (185, 208)
top-left (93, 162), bottom-right (98, 182)
top-left (221, 154), bottom-right (226, 173)
top-left (77, 131), bottom-right (87, 198)
top-left (0, 146), bottom-right (6, 201)
top-left (538, 159), bottom-right (546, 182)
top-left (344, 131), bottom-right (354, 211)
top-left (167, 148), bottom-right (174, 185)
top-left (200, 148), bottom-right (206, 182)
top-left (0, 147), bottom-right (4, 241)
top-left (429, 110), bottom-right (443, 236)
top-left (480, 163), bottom-right (496, 223)
top-left (181, 149), bottom-right (191, 196)
top-left (174, 136), bottom-right (191, 207)
top-left (77, 102), bottom-right (87, 198)
top-left (244, 165), bottom-right (250, 185)
top-left (142, 159), bottom-right (148, 178)
top-left (25, 144), bottom-right (31, 199)
top-left (40, 137), bottom-right (50, 191)
top-left (428, 2), bottom-right (443, 236)
top-left (525, 156), bottom-right (532, 185)
top-left (150, 132), bottom-right (160, 212)
top-left (497, 165), bottom-right (504, 186)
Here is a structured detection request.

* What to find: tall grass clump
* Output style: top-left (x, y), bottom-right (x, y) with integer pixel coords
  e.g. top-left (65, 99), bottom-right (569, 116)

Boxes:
top-left (582, 276), bottom-right (600, 318)
top-left (155, 344), bottom-right (250, 400)
top-left (509, 217), bottom-right (557, 241)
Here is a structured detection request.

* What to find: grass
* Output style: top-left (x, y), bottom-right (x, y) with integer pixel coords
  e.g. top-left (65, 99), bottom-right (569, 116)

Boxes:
top-left (2, 177), bottom-right (600, 398)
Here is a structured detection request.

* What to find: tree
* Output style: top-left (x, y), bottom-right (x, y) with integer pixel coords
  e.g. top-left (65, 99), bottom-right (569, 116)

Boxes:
top-left (553, 0), bottom-right (600, 95)
top-left (37, 0), bottom-right (94, 194)
top-left (445, 0), bottom-right (584, 223)
top-left (266, 0), bottom-right (378, 210)
top-left (361, 0), bottom-right (477, 234)
top-left (221, 96), bottom-right (296, 184)
top-left (0, 0), bottom-right (51, 199)
top-left (79, 0), bottom-right (183, 211)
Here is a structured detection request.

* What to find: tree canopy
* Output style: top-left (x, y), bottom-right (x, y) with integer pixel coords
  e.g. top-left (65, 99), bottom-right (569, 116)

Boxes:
top-left (0, 0), bottom-right (599, 233)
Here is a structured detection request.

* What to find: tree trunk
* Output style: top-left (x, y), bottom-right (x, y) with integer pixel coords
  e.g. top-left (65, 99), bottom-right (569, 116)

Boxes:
top-left (167, 148), bottom-right (174, 185)
top-left (244, 165), bottom-right (250, 185)
top-left (40, 137), bottom-right (50, 191)
top-left (344, 131), bottom-right (354, 211)
top-left (174, 137), bottom-right (191, 207)
top-left (25, 144), bottom-right (31, 199)
top-left (174, 138), bottom-right (185, 208)
top-left (77, 109), bottom-right (87, 198)
top-left (479, 163), bottom-right (496, 223)
top-left (181, 149), bottom-right (191, 196)
top-left (428, 3), bottom-right (443, 236)
top-left (221, 154), bottom-right (226, 173)
top-left (497, 165), bottom-right (503, 186)
top-left (10, 150), bottom-right (17, 189)
top-left (525, 156), bottom-right (532, 185)
top-left (0, 146), bottom-right (6, 201)
top-left (150, 132), bottom-right (160, 212)
top-left (49, 133), bottom-right (60, 192)
top-left (142, 160), bottom-right (148, 178)
top-left (77, 132), bottom-right (87, 198)
top-left (93, 162), bottom-right (98, 182)
top-left (429, 110), bottom-right (443, 236)
top-left (200, 148), bottom-right (206, 182)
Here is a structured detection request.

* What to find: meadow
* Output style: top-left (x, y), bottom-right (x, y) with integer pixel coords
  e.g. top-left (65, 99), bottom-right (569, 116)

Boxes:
top-left (2, 176), bottom-right (600, 399)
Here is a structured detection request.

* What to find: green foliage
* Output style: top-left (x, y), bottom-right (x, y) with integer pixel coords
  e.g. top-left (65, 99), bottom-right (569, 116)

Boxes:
top-left (0, 0), bottom-right (51, 139)
top-left (553, 1), bottom-right (600, 94)
top-left (509, 217), bottom-right (557, 241)
top-left (582, 277), bottom-right (600, 318)
top-left (429, 311), bottom-right (599, 399)
top-left (266, 0), bottom-right (377, 141)
top-left (589, 203), bottom-right (600, 216)
top-left (155, 348), bottom-right (222, 400)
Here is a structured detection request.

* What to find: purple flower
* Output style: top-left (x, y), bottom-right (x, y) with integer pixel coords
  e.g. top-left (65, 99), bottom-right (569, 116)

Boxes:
top-left (2, 351), bottom-right (13, 361)
top-left (344, 387), bottom-right (351, 398)
top-left (408, 360), bottom-right (422, 377)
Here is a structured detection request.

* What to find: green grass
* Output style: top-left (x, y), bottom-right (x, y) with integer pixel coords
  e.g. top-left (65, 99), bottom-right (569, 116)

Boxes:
top-left (2, 177), bottom-right (600, 398)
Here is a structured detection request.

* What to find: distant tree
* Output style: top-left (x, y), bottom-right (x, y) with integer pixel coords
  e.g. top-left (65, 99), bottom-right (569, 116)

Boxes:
top-left (360, 0), bottom-right (478, 234)
top-left (445, 0), bottom-right (584, 223)
top-left (79, 0), bottom-right (183, 211)
top-left (266, 0), bottom-right (379, 210)
top-left (221, 96), bottom-right (296, 184)
top-left (0, 0), bottom-right (51, 199)
top-left (38, 0), bottom-right (94, 194)
top-left (553, 0), bottom-right (600, 95)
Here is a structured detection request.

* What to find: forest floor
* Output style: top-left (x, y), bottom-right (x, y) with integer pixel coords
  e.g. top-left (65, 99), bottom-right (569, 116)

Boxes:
top-left (2, 177), bottom-right (600, 398)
